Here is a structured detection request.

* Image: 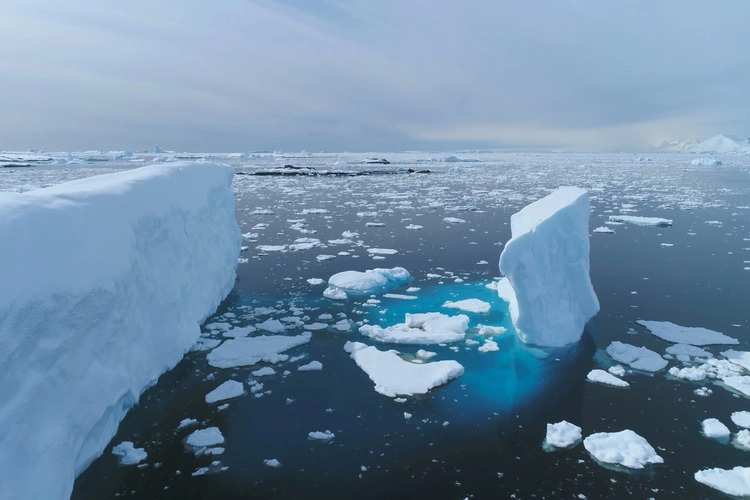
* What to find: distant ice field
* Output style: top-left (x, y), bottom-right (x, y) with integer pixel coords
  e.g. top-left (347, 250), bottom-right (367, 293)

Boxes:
top-left (3, 149), bottom-right (749, 499)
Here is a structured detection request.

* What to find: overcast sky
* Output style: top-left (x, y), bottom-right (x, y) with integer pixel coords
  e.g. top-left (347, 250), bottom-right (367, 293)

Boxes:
top-left (2, 0), bottom-right (749, 152)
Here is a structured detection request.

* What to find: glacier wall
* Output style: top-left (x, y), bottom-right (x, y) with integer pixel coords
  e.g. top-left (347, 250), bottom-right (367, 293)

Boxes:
top-left (498, 186), bottom-right (599, 347)
top-left (0, 162), bottom-right (241, 499)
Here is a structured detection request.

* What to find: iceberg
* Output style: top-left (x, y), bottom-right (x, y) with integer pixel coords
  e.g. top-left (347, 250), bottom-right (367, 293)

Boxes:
top-left (695, 466), bottom-right (750, 496)
top-left (545, 421), bottom-right (583, 449)
top-left (327, 267), bottom-right (411, 295)
top-left (0, 162), bottom-right (240, 500)
top-left (583, 430), bottom-right (663, 470)
top-left (359, 312), bottom-right (469, 345)
top-left (498, 187), bottom-right (599, 347)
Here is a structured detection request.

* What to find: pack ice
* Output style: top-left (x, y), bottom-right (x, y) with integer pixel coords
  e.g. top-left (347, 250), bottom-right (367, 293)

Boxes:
top-left (498, 187), bottom-right (599, 347)
top-left (0, 163), bottom-right (241, 499)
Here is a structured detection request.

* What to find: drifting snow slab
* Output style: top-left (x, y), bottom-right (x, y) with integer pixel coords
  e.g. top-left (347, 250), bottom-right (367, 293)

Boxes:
top-left (207, 333), bottom-right (312, 368)
top-left (606, 341), bottom-right (668, 372)
top-left (0, 162), bottom-right (240, 499)
top-left (344, 341), bottom-right (464, 397)
top-left (695, 466), bottom-right (750, 497)
top-left (359, 312), bottom-right (468, 344)
top-left (638, 320), bottom-right (738, 346)
top-left (498, 187), bottom-right (599, 347)
top-left (583, 430), bottom-right (663, 469)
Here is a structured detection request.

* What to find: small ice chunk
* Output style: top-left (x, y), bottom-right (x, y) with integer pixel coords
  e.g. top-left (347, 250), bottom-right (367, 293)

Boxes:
top-left (695, 466), bottom-right (750, 497)
top-left (608, 365), bottom-right (626, 377)
top-left (638, 320), bottom-right (738, 346)
top-left (251, 367), bottom-right (276, 377)
top-left (308, 430), bottom-right (335, 441)
top-left (177, 418), bottom-right (198, 430)
top-left (478, 339), bottom-right (500, 352)
top-left (586, 369), bottom-right (629, 388)
top-left (366, 248), bottom-right (398, 255)
top-left (186, 427), bottom-right (225, 448)
top-left (442, 299), bottom-right (491, 314)
top-left (298, 360), bottom-right (323, 371)
top-left (545, 421), bottom-right (582, 449)
top-left (303, 322), bottom-right (328, 331)
top-left (416, 349), bottom-right (437, 360)
top-left (477, 324), bottom-right (507, 336)
top-left (323, 287), bottom-right (348, 300)
top-left (583, 430), bottom-right (663, 469)
top-left (328, 267), bottom-right (411, 295)
top-left (666, 343), bottom-right (713, 359)
top-left (112, 441), bottom-right (147, 465)
top-left (443, 217), bottom-right (465, 224)
top-left (307, 278), bottom-right (325, 285)
top-left (668, 366), bottom-right (707, 381)
top-left (264, 458), bottom-right (282, 468)
top-left (344, 341), bottom-right (463, 397)
top-left (702, 418), bottom-right (731, 439)
top-left (255, 319), bottom-right (286, 333)
top-left (592, 226), bottom-right (615, 234)
top-left (606, 341), bottom-right (668, 372)
top-left (205, 380), bottom-right (244, 404)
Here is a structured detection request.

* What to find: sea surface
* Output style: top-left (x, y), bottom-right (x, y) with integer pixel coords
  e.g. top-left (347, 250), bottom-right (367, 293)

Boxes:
top-left (4, 150), bottom-right (750, 498)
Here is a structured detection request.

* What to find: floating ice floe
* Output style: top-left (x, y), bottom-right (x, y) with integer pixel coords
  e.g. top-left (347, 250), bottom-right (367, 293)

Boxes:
top-left (721, 376), bottom-right (750, 398)
top-left (205, 380), bottom-right (244, 404)
top-left (586, 369), bottom-right (629, 388)
top-left (443, 217), bottom-right (465, 224)
top-left (323, 287), bottom-right (348, 300)
top-left (583, 430), bottom-right (663, 469)
top-left (327, 267), bottom-right (411, 295)
top-left (478, 339), bottom-right (499, 352)
top-left (695, 466), bottom-right (750, 496)
top-left (298, 361), bottom-right (323, 371)
top-left (592, 226), bottom-right (615, 234)
top-left (263, 459), bottom-right (282, 468)
top-left (637, 320), bottom-right (738, 346)
top-left (308, 430), bottom-right (335, 441)
top-left (668, 366), bottom-right (707, 381)
top-left (498, 187), bottom-right (599, 347)
top-left (111, 441), bottom-right (147, 465)
top-left (606, 341), bottom-right (668, 372)
top-left (206, 333), bottom-right (312, 368)
top-left (344, 341), bottom-right (464, 397)
top-left (442, 298), bottom-right (491, 314)
top-left (690, 157), bottom-right (722, 167)
top-left (366, 248), bottom-right (398, 255)
top-left (251, 367), bottom-right (276, 377)
top-left (702, 418), bottom-right (730, 439)
top-left (734, 430), bottom-right (750, 451)
top-left (186, 427), bottom-right (225, 448)
top-left (608, 215), bottom-right (673, 226)
top-left (732, 411), bottom-right (750, 429)
top-left (545, 421), bottom-right (582, 449)
top-left (359, 312), bottom-right (469, 344)
top-left (665, 343), bottom-right (713, 361)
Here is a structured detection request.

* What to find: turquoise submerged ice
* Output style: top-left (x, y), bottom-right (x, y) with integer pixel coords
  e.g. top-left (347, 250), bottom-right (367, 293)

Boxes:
top-left (499, 187), bottom-right (600, 347)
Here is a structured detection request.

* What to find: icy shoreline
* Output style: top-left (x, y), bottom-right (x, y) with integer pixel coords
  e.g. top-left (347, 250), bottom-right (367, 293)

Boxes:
top-left (0, 162), bottom-right (241, 499)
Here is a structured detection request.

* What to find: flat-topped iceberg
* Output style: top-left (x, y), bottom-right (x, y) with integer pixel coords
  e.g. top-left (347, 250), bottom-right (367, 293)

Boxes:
top-left (608, 215), bottom-right (673, 227)
top-left (0, 162), bottom-right (240, 499)
top-left (344, 341), bottom-right (464, 397)
top-left (498, 187), bottom-right (599, 347)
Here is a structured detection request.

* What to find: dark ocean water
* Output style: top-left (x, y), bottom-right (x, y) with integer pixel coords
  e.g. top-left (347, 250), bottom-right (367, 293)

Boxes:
top-left (71, 153), bottom-right (750, 499)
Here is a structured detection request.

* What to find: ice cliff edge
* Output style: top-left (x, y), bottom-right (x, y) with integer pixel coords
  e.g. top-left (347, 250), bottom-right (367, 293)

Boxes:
top-left (0, 162), bottom-right (241, 499)
top-left (498, 187), bottom-right (599, 347)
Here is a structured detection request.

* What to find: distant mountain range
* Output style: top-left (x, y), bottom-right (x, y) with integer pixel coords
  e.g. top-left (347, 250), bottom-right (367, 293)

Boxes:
top-left (656, 135), bottom-right (750, 153)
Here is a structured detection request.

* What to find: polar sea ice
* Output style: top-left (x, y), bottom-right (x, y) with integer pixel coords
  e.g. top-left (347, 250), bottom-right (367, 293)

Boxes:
top-left (583, 430), bottom-right (663, 470)
top-left (498, 187), bottom-right (599, 347)
top-left (0, 163), bottom-right (241, 500)
top-left (359, 312), bottom-right (469, 344)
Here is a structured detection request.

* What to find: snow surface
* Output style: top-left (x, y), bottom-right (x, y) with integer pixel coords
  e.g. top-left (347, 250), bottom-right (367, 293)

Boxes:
top-left (344, 341), bottom-right (464, 397)
top-left (587, 369), bottom-right (629, 388)
top-left (206, 333), bottom-right (312, 368)
top-left (0, 162), bottom-right (240, 499)
top-left (205, 380), bottom-right (244, 404)
top-left (111, 441), bottom-right (147, 465)
top-left (545, 421), bottom-right (582, 449)
top-left (498, 187), bottom-right (599, 347)
top-left (608, 215), bottom-right (673, 226)
top-left (606, 341), bottom-right (668, 372)
top-left (359, 312), bottom-right (469, 344)
top-left (638, 320), bottom-right (738, 346)
top-left (695, 466), bottom-right (750, 496)
top-left (583, 430), bottom-right (663, 469)
top-left (442, 298), bottom-right (491, 314)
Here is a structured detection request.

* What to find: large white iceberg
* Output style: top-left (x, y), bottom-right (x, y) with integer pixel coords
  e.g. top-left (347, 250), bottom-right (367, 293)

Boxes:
top-left (498, 187), bottom-right (599, 347)
top-left (0, 162), bottom-right (240, 499)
